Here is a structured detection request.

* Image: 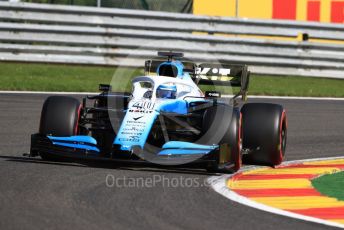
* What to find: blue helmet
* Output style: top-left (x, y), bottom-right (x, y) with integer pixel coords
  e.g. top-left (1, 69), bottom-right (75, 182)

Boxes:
top-left (156, 84), bottom-right (177, 99)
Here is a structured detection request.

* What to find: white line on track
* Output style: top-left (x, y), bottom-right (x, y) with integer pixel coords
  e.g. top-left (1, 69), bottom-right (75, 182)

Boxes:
top-left (208, 156), bottom-right (344, 229)
top-left (246, 95), bottom-right (344, 101)
top-left (1, 91), bottom-right (344, 101)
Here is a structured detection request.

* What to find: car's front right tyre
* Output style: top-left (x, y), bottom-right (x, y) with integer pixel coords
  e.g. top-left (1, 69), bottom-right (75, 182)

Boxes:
top-left (241, 103), bottom-right (287, 166)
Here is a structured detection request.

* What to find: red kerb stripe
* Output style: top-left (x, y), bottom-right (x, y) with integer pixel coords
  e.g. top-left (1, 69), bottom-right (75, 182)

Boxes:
top-left (233, 188), bottom-right (322, 197)
top-left (236, 174), bottom-right (315, 180)
top-left (288, 207), bottom-right (344, 219)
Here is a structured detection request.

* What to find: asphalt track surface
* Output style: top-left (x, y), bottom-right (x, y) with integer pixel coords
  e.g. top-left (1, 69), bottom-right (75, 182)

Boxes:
top-left (0, 93), bottom-right (343, 230)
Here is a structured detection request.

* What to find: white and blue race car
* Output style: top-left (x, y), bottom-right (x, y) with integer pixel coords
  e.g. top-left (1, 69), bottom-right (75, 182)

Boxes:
top-left (30, 52), bottom-right (287, 173)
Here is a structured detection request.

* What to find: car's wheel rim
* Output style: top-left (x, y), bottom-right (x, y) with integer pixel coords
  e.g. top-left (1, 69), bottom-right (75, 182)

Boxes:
top-left (281, 125), bottom-right (287, 156)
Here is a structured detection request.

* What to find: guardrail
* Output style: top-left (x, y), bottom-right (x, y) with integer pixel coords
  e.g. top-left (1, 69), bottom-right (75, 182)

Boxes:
top-left (0, 2), bottom-right (344, 78)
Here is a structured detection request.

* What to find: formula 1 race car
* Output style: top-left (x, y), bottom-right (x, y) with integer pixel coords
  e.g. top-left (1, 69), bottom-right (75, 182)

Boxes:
top-left (30, 52), bottom-right (287, 173)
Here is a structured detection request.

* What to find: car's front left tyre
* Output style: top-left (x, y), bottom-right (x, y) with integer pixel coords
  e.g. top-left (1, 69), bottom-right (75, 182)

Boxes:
top-left (38, 96), bottom-right (81, 160)
top-left (201, 105), bottom-right (242, 173)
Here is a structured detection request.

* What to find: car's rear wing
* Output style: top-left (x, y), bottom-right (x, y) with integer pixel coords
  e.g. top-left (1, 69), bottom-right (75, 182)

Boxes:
top-left (194, 63), bottom-right (249, 87)
top-left (194, 63), bottom-right (250, 100)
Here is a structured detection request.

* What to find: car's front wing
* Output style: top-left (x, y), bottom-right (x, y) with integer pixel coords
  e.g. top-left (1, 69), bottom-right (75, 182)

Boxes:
top-left (30, 134), bottom-right (218, 166)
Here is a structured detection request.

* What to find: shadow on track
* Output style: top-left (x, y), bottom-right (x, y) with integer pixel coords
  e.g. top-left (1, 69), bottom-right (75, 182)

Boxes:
top-left (0, 154), bottom-right (218, 176)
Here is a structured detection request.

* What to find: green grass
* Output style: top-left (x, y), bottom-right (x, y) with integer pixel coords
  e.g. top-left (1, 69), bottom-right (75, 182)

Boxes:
top-left (0, 62), bottom-right (344, 97)
top-left (312, 172), bottom-right (344, 201)
top-left (0, 62), bottom-right (138, 92)
top-left (248, 75), bottom-right (344, 97)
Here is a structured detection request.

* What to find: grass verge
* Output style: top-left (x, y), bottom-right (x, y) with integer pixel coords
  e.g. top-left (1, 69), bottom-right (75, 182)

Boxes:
top-left (0, 62), bottom-right (344, 97)
top-left (311, 172), bottom-right (344, 201)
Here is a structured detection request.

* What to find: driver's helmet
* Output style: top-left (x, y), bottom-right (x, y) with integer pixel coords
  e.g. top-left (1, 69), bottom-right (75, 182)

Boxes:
top-left (156, 84), bottom-right (177, 99)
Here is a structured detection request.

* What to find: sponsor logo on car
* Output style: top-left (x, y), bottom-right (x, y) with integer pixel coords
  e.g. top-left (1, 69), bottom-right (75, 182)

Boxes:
top-left (129, 109), bottom-right (153, 114)
top-left (133, 116), bottom-right (144, 121)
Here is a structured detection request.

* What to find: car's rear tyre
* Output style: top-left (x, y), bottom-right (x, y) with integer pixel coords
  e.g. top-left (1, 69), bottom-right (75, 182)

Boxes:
top-left (39, 96), bottom-right (81, 160)
top-left (241, 103), bottom-right (287, 166)
top-left (201, 105), bottom-right (242, 173)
